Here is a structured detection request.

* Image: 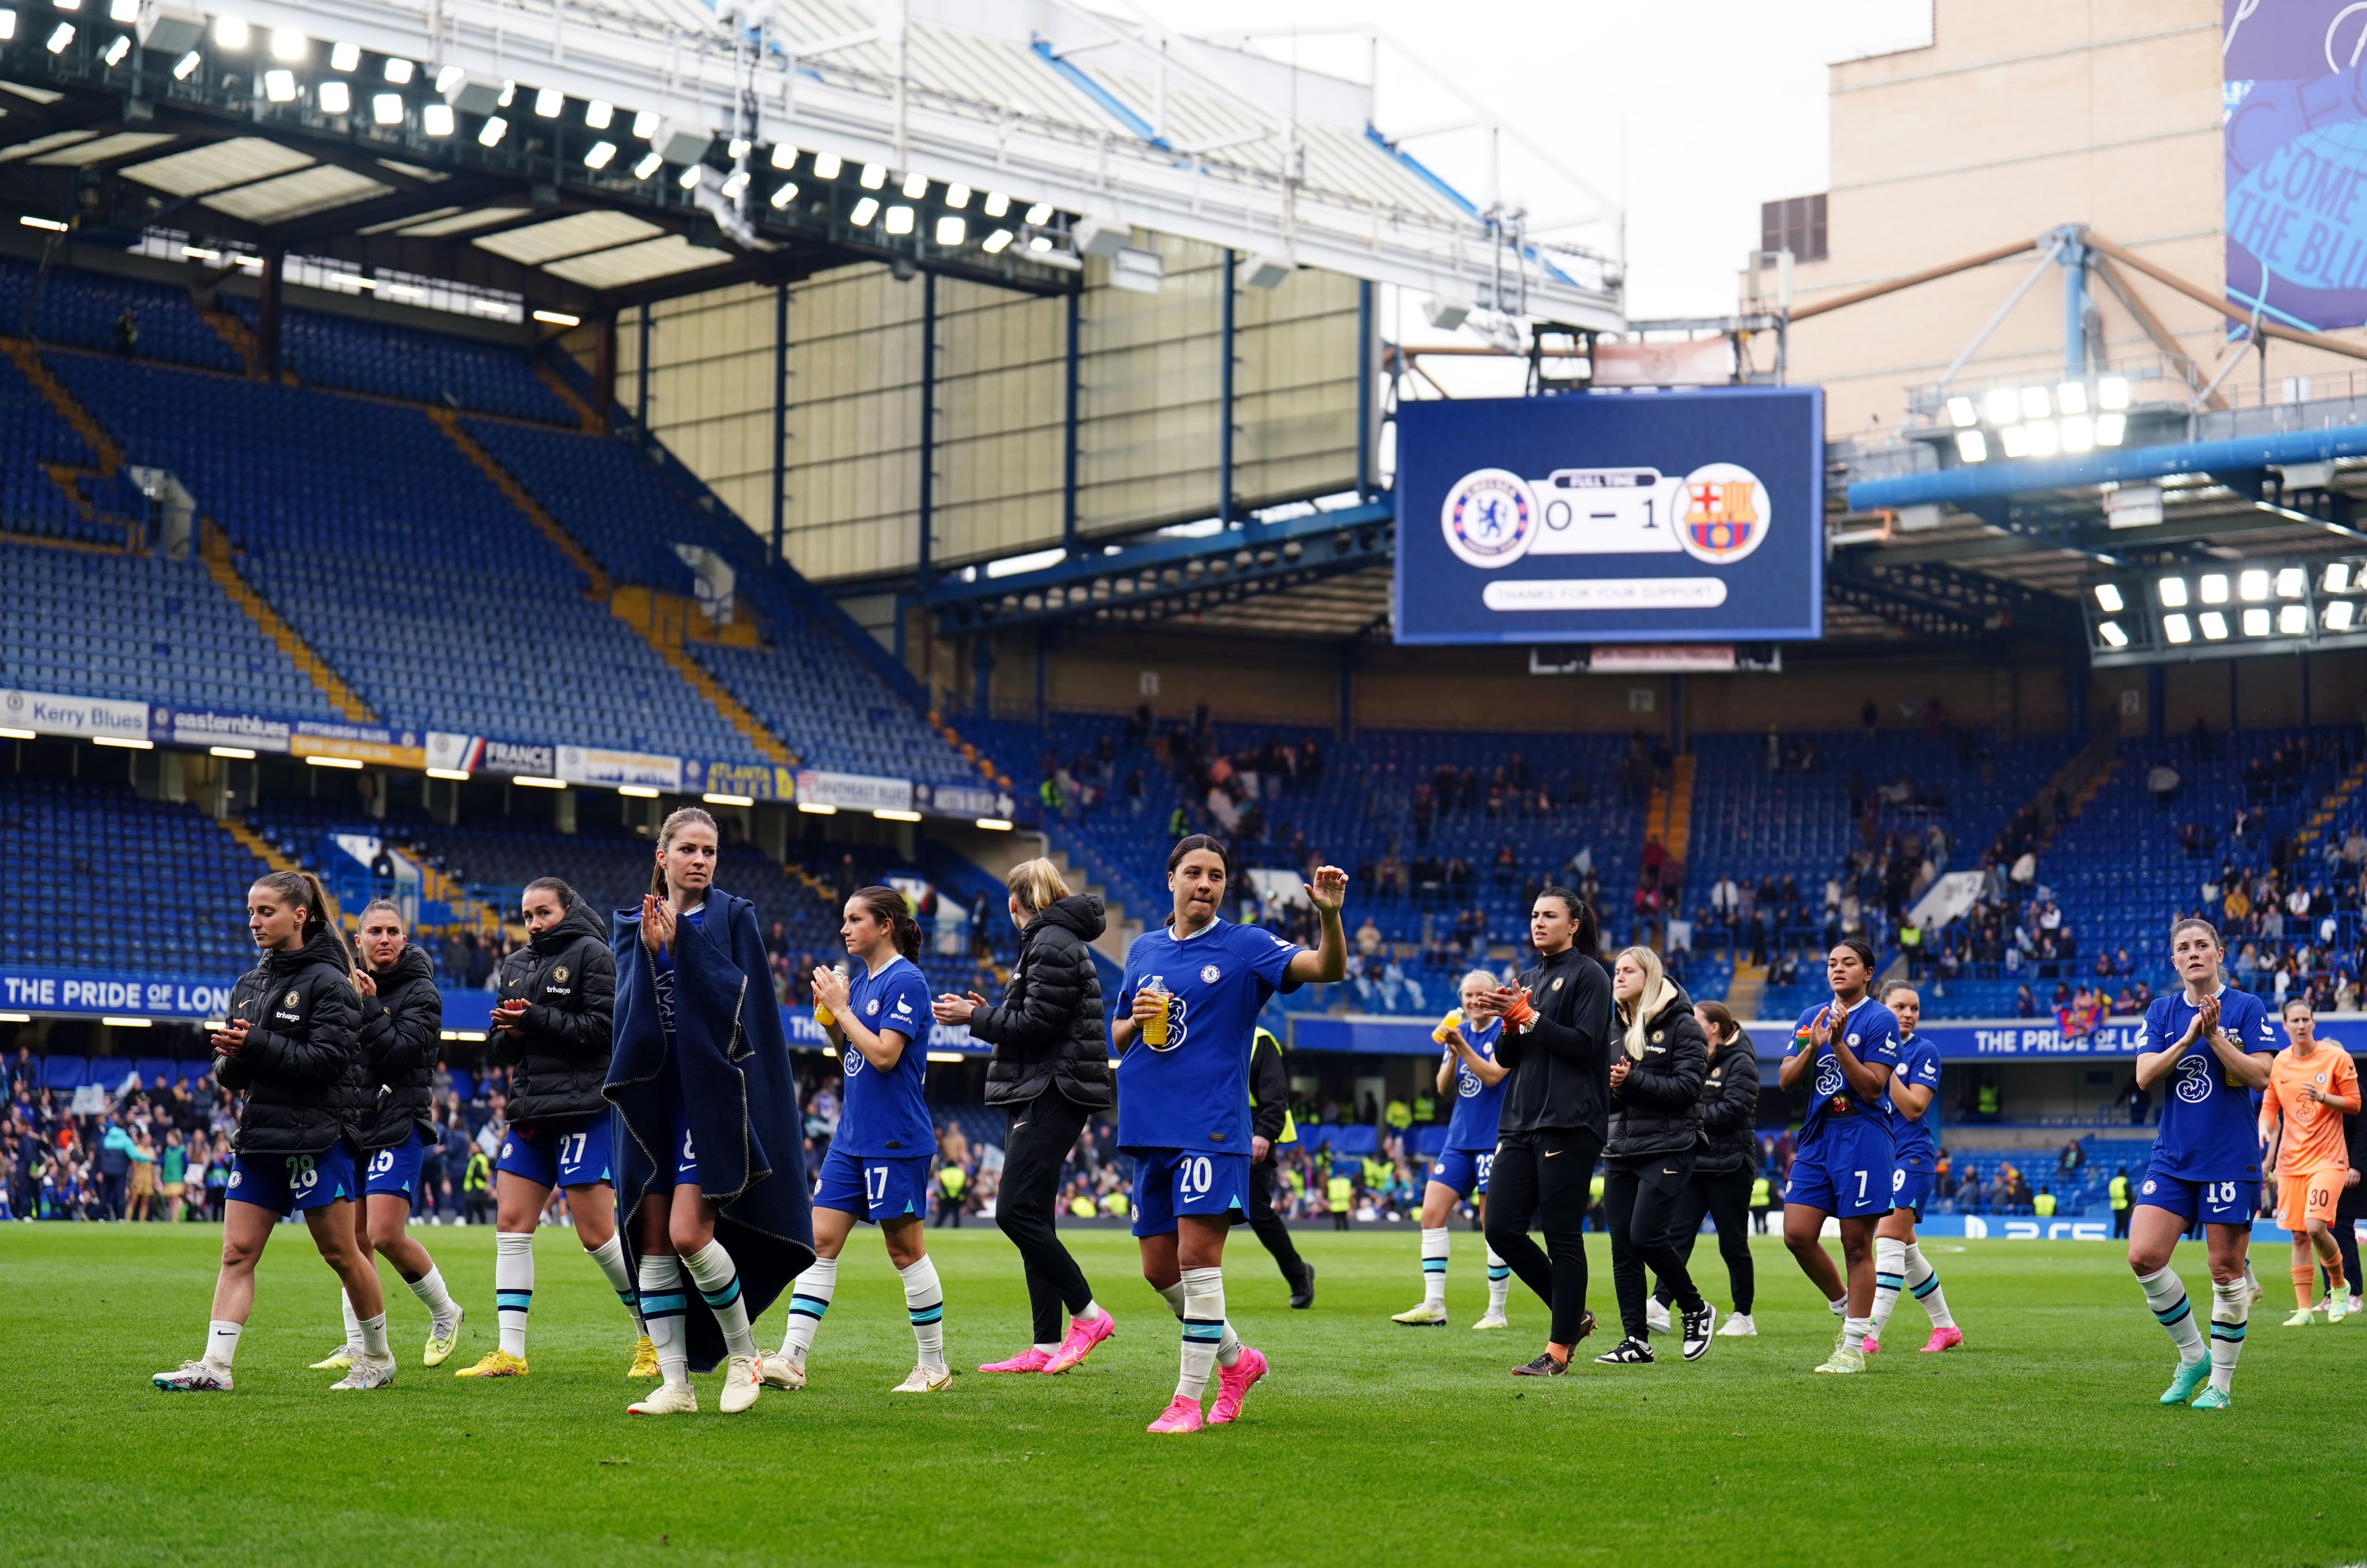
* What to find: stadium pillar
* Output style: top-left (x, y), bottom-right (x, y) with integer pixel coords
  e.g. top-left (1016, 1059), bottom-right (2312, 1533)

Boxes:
top-left (771, 284), bottom-right (788, 566)
top-left (1220, 249), bottom-right (1236, 528)
top-left (592, 312), bottom-right (616, 425)
top-left (2061, 235), bottom-right (2088, 378)
top-left (1337, 646), bottom-right (1355, 740)
top-left (257, 246), bottom-right (284, 377)
top-left (918, 270), bottom-right (937, 593)
top-left (1062, 288), bottom-right (1081, 556)
top-left (973, 633), bottom-right (995, 719)
top-left (1034, 627), bottom-right (1050, 729)
top-left (636, 305), bottom-right (651, 433)
top-left (1356, 279), bottom-right (1372, 501)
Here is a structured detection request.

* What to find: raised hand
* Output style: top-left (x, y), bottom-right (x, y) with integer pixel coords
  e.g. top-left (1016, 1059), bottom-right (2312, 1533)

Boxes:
top-left (640, 893), bottom-right (676, 954)
top-left (1305, 864), bottom-right (1348, 913)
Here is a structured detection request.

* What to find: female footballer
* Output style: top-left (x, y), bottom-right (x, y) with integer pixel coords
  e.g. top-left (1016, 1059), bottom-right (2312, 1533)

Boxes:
top-left (2125, 918), bottom-right (2276, 1410)
top-left (154, 872), bottom-right (388, 1393)
top-left (761, 883), bottom-right (954, 1395)
top-left (1116, 835), bottom-right (1346, 1433)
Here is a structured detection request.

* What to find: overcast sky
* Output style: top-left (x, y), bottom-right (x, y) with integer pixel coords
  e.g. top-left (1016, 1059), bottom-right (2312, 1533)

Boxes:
top-left (1180, 0), bottom-right (1934, 322)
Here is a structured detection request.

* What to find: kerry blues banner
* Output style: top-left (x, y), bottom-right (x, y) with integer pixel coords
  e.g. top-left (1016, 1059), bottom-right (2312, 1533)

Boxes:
top-left (2223, 0), bottom-right (2367, 330)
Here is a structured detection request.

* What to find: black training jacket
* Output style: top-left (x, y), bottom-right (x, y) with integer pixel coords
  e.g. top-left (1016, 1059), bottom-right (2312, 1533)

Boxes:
top-left (1494, 945), bottom-right (1615, 1139)
top-left (1605, 983), bottom-right (1708, 1161)
top-left (218, 923), bottom-right (367, 1155)
top-left (1694, 1031), bottom-right (1763, 1176)
top-left (1251, 1029), bottom-right (1289, 1147)
top-left (355, 942), bottom-right (442, 1151)
top-left (972, 894), bottom-right (1114, 1111)
top-left (491, 904), bottom-right (617, 1124)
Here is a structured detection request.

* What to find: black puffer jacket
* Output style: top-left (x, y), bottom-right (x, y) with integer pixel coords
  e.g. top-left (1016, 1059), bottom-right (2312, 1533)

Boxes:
top-left (492, 904), bottom-right (616, 1124)
top-left (1496, 945), bottom-right (1615, 1139)
top-left (218, 923), bottom-right (366, 1155)
top-left (1604, 982), bottom-right (1707, 1161)
top-left (971, 894), bottom-right (1114, 1110)
top-left (355, 942), bottom-right (442, 1151)
top-left (1694, 1030), bottom-right (1763, 1176)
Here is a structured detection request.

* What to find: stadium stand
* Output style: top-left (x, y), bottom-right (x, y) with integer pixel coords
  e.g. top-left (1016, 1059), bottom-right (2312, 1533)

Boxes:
top-left (0, 772), bottom-right (266, 978)
top-left (48, 352), bottom-right (763, 761)
top-left (0, 255), bottom-right (245, 374)
top-left (222, 297), bottom-right (577, 424)
top-left (463, 417), bottom-right (985, 785)
top-left (0, 541), bottom-right (343, 717)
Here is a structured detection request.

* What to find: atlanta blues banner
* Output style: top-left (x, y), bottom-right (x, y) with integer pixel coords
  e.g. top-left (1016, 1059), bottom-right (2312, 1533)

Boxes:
top-left (1392, 388), bottom-right (1823, 644)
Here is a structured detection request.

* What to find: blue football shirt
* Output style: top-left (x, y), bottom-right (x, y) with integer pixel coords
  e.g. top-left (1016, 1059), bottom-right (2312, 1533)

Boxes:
top-left (1116, 918), bottom-right (1303, 1154)
top-left (833, 953), bottom-right (934, 1158)
top-left (1792, 994), bottom-right (1902, 1143)
top-left (2144, 984), bottom-right (2275, 1182)
top-left (1442, 1015), bottom-right (1508, 1151)
top-left (650, 906), bottom-right (707, 1110)
top-left (1886, 1030), bottom-right (1941, 1168)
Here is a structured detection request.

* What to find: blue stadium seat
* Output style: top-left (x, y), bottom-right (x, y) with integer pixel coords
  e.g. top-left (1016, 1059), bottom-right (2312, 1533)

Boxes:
top-left (41, 1056), bottom-right (88, 1090)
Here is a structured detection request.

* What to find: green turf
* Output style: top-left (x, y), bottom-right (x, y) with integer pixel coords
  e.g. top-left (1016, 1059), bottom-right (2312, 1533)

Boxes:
top-left (1, 1222), bottom-right (2359, 1566)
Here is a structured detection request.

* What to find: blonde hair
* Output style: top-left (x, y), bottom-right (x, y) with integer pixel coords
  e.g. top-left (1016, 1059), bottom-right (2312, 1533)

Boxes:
top-left (1456, 967), bottom-right (1497, 999)
top-left (1005, 857), bottom-right (1071, 916)
top-left (1613, 945), bottom-right (1676, 1060)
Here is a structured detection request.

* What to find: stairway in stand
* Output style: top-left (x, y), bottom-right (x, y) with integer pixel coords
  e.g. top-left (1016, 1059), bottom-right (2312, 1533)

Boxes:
top-left (198, 522), bottom-right (377, 723)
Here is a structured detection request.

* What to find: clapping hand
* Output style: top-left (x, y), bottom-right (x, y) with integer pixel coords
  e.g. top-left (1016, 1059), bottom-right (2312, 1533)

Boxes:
top-left (1609, 1057), bottom-right (1631, 1093)
top-left (933, 990), bottom-right (986, 1025)
top-left (213, 1018), bottom-right (249, 1058)
top-left (640, 894), bottom-right (676, 954)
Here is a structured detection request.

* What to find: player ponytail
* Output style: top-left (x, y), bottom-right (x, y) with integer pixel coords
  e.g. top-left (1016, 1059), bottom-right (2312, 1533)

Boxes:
top-left (1694, 998), bottom-right (1738, 1047)
top-left (254, 869), bottom-right (351, 970)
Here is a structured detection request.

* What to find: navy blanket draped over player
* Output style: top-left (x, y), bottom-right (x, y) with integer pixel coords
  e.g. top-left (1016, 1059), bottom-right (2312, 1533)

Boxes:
top-left (608, 888), bottom-right (815, 1373)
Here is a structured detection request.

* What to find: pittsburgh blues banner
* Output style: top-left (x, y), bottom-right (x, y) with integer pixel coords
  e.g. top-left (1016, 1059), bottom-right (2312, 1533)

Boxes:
top-left (2223, 0), bottom-right (2367, 330)
top-left (1392, 388), bottom-right (1824, 644)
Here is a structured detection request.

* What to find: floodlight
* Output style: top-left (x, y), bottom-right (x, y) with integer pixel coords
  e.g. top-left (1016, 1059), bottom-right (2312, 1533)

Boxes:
top-left (1983, 388), bottom-right (2019, 424)
top-left (2093, 583), bottom-right (2123, 612)
top-left (2094, 413), bottom-right (2127, 446)
top-left (850, 196), bottom-right (880, 225)
top-left (2020, 385), bottom-right (2051, 419)
top-left (1954, 430), bottom-right (1987, 463)
top-left (2098, 620), bottom-right (2128, 648)
top-left (2199, 611), bottom-right (2229, 640)
top-left (884, 205), bottom-right (914, 235)
top-left (372, 92), bottom-right (403, 124)
top-left (2163, 614), bottom-right (2192, 644)
top-left (2275, 566), bottom-right (2305, 599)
top-left (2097, 376), bottom-right (2131, 410)
top-left (318, 80), bottom-right (349, 113)
top-left (2157, 577), bottom-right (2189, 608)
top-left (2198, 573), bottom-right (2229, 604)
top-left (1945, 395), bottom-right (1976, 428)
top-left (2277, 604), bottom-right (2308, 635)
top-left (331, 40), bottom-right (359, 69)
top-left (983, 191), bottom-right (1010, 217)
top-left (934, 215), bottom-right (964, 245)
top-left (2239, 569), bottom-right (2269, 601)
top-left (584, 140), bottom-right (616, 169)
top-left (982, 228), bottom-right (1013, 254)
top-left (2057, 381), bottom-right (2088, 415)
top-left (585, 100), bottom-right (613, 129)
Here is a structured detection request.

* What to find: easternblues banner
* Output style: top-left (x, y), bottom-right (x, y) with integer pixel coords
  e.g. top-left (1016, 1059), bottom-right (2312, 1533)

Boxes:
top-left (1392, 389), bottom-right (1824, 645)
top-left (2223, 0), bottom-right (2367, 330)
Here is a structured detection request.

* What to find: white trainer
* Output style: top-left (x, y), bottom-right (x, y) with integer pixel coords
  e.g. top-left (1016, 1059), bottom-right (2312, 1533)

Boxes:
top-left (890, 1363), bottom-right (954, 1394)
top-left (629, 1380), bottom-right (699, 1415)
top-left (719, 1355), bottom-right (762, 1414)
top-left (1470, 1311), bottom-right (1510, 1331)
top-left (329, 1352), bottom-right (397, 1391)
top-left (1717, 1311), bottom-right (1758, 1337)
top-left (757, 1353), bottom-right (806, 1389)
top-left (152, 1359), bottom-right (233, 1392)
top-left (1390, 1302), bottom-right (1449, 1327)
top-left (1644, 1298), bottom-right (1672, 1335)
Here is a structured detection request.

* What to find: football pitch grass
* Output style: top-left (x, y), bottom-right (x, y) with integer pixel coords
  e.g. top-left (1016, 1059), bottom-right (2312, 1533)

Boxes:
top-left (2, 1223), bottom-right (2360, 1567)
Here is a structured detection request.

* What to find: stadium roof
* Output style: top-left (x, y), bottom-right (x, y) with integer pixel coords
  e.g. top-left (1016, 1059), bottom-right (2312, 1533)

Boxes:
top-left (0, 0), bottom-right (1622, 325)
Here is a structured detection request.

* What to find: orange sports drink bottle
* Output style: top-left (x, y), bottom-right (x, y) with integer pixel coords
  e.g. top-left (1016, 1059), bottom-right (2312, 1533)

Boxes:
top-left (1141, 979), bottom-right (1170, 1047)
top-left (815, 961), bottom-right (848, 1027)
top-left (1432, 1008), bottom-right (1464, 1045)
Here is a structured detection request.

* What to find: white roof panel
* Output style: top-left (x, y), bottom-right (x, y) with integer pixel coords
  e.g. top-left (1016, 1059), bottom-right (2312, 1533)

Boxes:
top-left (542, 233), bottom-right (733, 288)
top-left (203, 164), bottom-right (392, 224)
top-left (396, 207), bottom-right (530, 237)
top-left (474, 210), bottom-right (663, 265)
top-left (0, 129), bottom-right (96, 164)
top-left (30, 132), bottom-right (178, 167)
top-left (121, 137), bottom-right (313, 196)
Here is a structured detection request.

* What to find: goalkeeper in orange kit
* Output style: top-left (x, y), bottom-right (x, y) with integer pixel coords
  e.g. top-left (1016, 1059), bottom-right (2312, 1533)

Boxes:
top-left (2258, 997), bottom-right (2360, 1326)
